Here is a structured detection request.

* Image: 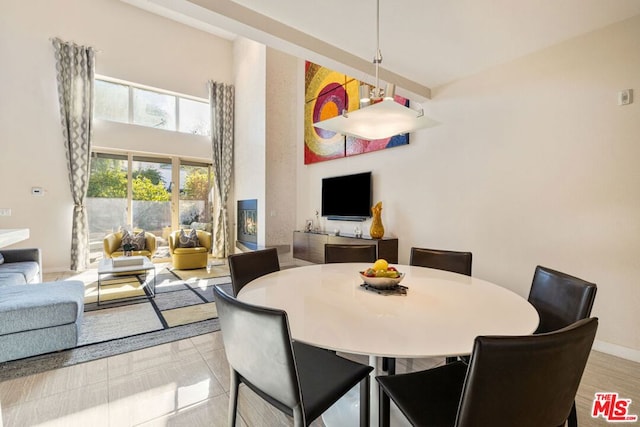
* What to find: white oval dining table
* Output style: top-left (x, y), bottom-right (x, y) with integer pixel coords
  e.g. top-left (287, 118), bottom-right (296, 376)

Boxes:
top-left (237, 263), bottom-right (540, 426)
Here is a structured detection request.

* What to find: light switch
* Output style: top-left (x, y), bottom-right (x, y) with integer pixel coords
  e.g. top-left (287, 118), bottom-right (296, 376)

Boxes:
top-left (31, 187), bottom-right (44, 196)
top-left (618, 89), bottom-right (633, 106)
top-left (0, 209), bottom-right (11, 216)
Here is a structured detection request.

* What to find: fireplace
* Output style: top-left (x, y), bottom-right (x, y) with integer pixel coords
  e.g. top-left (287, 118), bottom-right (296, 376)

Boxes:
top-left (237, 199), bottom-right (258, 250)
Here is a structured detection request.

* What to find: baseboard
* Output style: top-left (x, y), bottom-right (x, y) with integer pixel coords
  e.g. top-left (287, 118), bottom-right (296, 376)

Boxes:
top-left (593, 340), bottom-right (640, 363)
top-left (43, 267), bottom-right (73, 274)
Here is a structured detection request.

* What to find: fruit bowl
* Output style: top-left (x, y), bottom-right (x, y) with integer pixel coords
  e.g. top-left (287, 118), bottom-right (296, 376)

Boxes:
top-left (359, 272), bottom-right (405, 289)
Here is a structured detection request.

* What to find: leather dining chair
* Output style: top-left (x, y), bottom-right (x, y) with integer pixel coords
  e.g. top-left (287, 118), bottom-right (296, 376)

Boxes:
top-left (377, 317), bottom-right (598, 427)
top-left (409, 247), bottom-right (473, 276)
top-left (382, 247), bottom-right (473, 372)
top-left (228, 247), bottom-right (280, 296)
top-left (527, 265), bottom-right (597, 427)
top-left (528, 265), bottom-right (597, 334)
top-left (324, 244), bottom-right (377, 264)
top-left (213, 286), bottom-right (373, 427)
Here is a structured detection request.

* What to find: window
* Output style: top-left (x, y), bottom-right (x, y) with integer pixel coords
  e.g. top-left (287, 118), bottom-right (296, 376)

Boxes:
top-left (179, 98), bottom-right (210, 135)
top-left (94, 77), bottom-right (210, 136)
top-left (94, 80), bottom-right (128, 123)
top-left (133, 88), bottom-right (176, 130)
top-left (87, 151), bottom-right (213, 262)
top-left (179, 162), bottom-right (212, 229)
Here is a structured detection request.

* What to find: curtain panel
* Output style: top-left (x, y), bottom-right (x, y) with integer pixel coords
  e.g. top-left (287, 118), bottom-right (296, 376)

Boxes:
top-left (52, 38), bottom-right (95, 271)
top-left (209, 81), bottom-right (234, 258)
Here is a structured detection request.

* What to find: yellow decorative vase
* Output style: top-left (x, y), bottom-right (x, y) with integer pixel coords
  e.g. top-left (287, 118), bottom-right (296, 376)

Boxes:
top-left (369, 201), bottom-right (385, 239)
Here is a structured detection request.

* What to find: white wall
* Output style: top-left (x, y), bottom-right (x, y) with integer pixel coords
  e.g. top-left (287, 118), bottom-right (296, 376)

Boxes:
top-left (296, 15), bottom-right (640, 357)
top-left (232, 38), bottom-right (266, 247)
top-left (231, 42), bottom-right (298, 259)
top-left (0, 0), bottom-right (232, 270)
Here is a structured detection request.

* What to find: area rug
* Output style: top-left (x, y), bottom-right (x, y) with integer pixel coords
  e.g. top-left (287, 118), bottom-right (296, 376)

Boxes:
top-left (0, 264), bottom-right (231, 382)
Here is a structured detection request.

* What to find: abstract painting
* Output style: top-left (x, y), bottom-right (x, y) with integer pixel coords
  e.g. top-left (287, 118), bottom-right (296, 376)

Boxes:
top-left (304, 61), bottom-right (410, 164)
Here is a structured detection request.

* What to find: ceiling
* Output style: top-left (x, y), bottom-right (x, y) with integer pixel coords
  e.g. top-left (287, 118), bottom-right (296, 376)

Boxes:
top-left (125, 0), bottom-right (640, 95)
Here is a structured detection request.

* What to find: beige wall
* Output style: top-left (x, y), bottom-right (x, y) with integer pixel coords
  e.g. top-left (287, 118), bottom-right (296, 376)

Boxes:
top-left (265, 48), bottom-right (298, 264)
top-left (0, 0), bottom-right (232, 270)
top-left (295, 15), bottom-right (640, 359)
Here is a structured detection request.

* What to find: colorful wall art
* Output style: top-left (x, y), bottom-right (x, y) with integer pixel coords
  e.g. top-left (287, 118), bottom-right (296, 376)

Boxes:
top-left (304, 61), bottom-right (410, 165)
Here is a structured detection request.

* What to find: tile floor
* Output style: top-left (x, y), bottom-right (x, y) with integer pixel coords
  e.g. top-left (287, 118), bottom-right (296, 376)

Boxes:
top-left (0, 331), bottom-right (638, 426)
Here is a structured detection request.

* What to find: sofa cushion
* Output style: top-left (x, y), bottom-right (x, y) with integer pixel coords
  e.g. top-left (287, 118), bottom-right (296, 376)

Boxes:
top-left (0, 261), bottom-right (39, 283)
top-left (0, 272), bottom-right (27, 286)
top-left (0, 281), bottom-right (84, 335)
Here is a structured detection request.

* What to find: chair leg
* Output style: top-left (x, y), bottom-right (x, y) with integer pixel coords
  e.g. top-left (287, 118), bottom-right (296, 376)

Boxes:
top-left (292, 406), bottom-right (305, 427)
top-left (382, 357), bottom-right (396, 375)
top-left (228, 370), bottom-right (240, 427)
top-left (379, 383), bottom-right (390, 427)
top-left (360, 376), bottom-right (370, 427)
top-left (567, 401), bottom-right (578, 427)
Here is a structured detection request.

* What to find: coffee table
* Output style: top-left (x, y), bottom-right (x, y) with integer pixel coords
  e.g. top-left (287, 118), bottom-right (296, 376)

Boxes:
top-left (97, 256), bottom-right (156, 305)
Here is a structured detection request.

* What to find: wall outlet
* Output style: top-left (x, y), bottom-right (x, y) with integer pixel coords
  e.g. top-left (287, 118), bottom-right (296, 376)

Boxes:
top-left (0, 208), bottom-right (11, 217)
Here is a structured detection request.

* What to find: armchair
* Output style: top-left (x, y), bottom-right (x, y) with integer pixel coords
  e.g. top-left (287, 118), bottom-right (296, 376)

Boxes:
top-left (103, 230), bottom-right (157, 259)
top-left (168, 229), bottom-right (212, 269)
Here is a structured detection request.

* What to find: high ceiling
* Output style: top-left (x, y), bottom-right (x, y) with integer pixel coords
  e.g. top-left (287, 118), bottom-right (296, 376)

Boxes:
top-left (125, 0), bottom-right (640, 92)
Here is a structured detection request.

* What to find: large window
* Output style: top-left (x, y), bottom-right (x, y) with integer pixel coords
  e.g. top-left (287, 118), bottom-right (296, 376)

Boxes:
top-left (94, 80), bottom-right (128, 123)
top-left (87, 152), bottom-right (213, 262)
top-left (179, 163), bottom-right (212, 229)
top-left (131, 157), bottom-right (172, 236)
top-left (94, 77), bottom-right (210, 136)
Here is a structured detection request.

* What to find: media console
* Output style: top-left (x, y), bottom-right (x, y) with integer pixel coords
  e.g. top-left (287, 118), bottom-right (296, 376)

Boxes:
top-left (293, 231), bottom-right (398, 264)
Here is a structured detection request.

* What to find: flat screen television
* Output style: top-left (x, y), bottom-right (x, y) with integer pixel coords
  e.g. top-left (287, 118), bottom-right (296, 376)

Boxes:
top-left (321, 172), bottom-right (372, 221)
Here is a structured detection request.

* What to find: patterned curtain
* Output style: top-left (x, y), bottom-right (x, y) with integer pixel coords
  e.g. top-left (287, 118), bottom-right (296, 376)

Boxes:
top-left (209, 81), bottom-right (234, 258)
top-left (52, 38), bottom-right (95, 271)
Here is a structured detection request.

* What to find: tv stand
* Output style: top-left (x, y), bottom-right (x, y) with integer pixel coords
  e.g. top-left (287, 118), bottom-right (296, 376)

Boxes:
top-left (293, 231), bottom-right (398, 264)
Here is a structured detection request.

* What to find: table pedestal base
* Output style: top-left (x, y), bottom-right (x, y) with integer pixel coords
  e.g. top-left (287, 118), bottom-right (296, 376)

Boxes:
top-left (321, 355), bottom-right (411, 427)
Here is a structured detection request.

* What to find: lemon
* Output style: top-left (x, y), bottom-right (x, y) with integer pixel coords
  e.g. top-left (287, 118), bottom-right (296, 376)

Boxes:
top-left (372, 259), bottom-right (388, 271)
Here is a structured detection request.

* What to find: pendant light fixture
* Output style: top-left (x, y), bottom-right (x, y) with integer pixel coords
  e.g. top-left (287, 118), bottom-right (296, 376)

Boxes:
top-left (313, 0), bottom-right (439, 140)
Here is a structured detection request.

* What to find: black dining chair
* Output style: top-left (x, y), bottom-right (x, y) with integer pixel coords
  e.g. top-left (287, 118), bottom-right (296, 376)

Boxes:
top-left (377, 317), bottom-right (598, 427)
top-left (213, 286), bottom-right (373, 427)
top-left (382, 247), bottom-right (473, 373)
top-left (410, 247), bottom-right (473, 276)
top-left (527, 265), bottom-right (598, 427)
top-left (324, 244), bottom-right (377, 264)
top-left (529, 265), bottom-right (598, 334)
top-left (228, 247), bottom-right (280, 296)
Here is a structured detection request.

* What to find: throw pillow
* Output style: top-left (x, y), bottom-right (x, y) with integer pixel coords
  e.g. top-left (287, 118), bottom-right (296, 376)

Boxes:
top-left (177, 229), bottom-right (200, 248)
top-left (120, 230), bottom-right (146, 251)
top-left (0, 252), bottom-right (4, 265)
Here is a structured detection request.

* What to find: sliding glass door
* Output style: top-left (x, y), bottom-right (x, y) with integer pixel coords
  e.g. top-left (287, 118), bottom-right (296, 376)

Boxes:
top-left (87, 152), bottom-right (212, 262)
top-left (131, 156), bottom-right (172, 247)
top-left (87, 153), bottom-right (128, 262)
top-left (179, 162), bottom-right (212, 231)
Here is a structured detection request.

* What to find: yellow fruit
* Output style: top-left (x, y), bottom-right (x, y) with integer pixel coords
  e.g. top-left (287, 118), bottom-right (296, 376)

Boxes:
top-left (375, 269), bottom-right (387, 277)
top-left (372, 259), bottom-right (388, 271)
